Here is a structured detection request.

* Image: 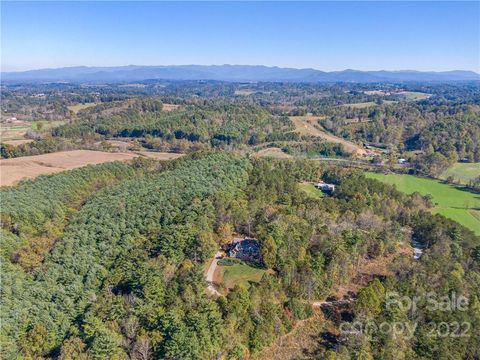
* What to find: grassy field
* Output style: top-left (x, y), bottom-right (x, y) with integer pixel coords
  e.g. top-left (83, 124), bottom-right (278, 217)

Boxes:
top-left (234, 89), bottom-right (255, 96)
top-left (440, 162), bottom-right (480, 185)
top-left (216, 262), bottom-right (266, 289)
top-left (366, 172), bottom-right (480, 235)
top-left (398, 91), bottom-right (431, 101)
top-left (341, 100), bottom-right (397, 109)
top-left (298, 182), bottom-right (323, 199)
top-left (67, 102), bottom-right (100, 114)
top-left (254, 147), bottom-right (293, 159)
top-left (0, 120), bottom-right (65, 141)
top-left (290, 115), bottom-right (367, 155)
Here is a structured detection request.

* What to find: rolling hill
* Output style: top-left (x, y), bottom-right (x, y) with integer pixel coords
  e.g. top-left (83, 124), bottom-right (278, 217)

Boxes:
top-left (3, 65), bottom-right (479, 83)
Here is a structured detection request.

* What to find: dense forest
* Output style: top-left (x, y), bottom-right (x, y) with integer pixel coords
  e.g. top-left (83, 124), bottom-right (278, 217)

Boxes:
top-left (51, 100), bottom-right (295, 147)
top-left (1, 152), bottom-right (479, 359)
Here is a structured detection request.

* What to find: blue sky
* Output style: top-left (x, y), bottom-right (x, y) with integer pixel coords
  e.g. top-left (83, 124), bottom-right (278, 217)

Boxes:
top-left (2, 1), bottom-right (479, 72)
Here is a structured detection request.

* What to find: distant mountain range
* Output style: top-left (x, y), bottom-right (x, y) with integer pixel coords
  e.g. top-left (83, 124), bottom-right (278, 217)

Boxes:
top-left (2, 65), bottom-right (479, 83)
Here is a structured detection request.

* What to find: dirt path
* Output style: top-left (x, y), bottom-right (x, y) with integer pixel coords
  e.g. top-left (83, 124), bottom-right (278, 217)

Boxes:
top-left (311, 298), bottom-right (353, 307)
top-left (256, 244), bottom-right (412, 359)
top-left (205, 250), bottom-right (222, 296)
top-left (254, 312), bottom-right (329, 360)
top-left (291, 116), bottom-right (369, 155)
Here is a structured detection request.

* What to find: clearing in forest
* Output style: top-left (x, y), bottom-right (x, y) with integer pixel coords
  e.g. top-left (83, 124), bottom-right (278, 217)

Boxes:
top-left (234, 89), bottom-right (256, 96)
top-left (0, 150), bottom-right (183, 186)
top-left (397, 91), bottom-right (431, 100)
top-left (366, 172), bottom-right (480, 235)
top-left (254, 147), bottom-right (293, 159)
top-left (290, 116), bottom-right (368, 155)
top-left (162, 103), bottom-right (180, 111)
top-left (214, 261), bottom-right (266, 290)
top-left (341, 100), bottom-right (397, 109)
top-left (254, 312), bottom-right (328, 360)
top-left (439, 162), bottom-right (480, 185)
top-left (67, 102), bottom-right (100, 114)
top-left (298, 182), bottom-right (323, 199)
top-left (1, 120), bottom-right (65, 141)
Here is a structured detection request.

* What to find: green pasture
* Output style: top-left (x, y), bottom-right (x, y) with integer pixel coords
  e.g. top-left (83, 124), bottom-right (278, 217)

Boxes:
top-left (366, 172), bottom-right (480, 235)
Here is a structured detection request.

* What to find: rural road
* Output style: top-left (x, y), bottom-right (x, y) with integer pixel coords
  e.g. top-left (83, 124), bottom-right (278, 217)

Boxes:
top-left (206, 250), bottom-right (222, 296)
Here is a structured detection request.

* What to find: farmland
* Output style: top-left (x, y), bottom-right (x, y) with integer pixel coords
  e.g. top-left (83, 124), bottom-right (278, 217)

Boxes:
top-left (440, 162), bottom-right (480, 184)
top-left (1, 79), bottom-right (480, 360)
top-left (397, 91), bottom-right (431, 100)
top-left (0, 123), bottom-right (31, 141)
top-left (341, 100), bottom-right (397, 108)
top-left (67, 102), bottom-right (100, 114)
top-left (234, 89), bottom-right (256, 96)
top-left (254, 147), bottom-right (293, 159)
top-left (0, 120), bottom-right (65, 141)
top-left (1, 139), bottom-right (34, 146)
top-left (366, 172), bottom-right (480, 235)
top-left (290, 115), bottom-right (367, 155)
top-left (0, 150), bottom-right (183, 186)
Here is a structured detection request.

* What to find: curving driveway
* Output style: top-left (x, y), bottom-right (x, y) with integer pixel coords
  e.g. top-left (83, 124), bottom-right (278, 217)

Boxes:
top-left (205, 250), bottom-right (222, 296)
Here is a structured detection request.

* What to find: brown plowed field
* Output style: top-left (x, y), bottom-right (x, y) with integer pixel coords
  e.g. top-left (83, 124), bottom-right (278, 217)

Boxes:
top-left (0, 150), bottom-right (183, 186)
top-left (291, 116), bottom-right (368, 155)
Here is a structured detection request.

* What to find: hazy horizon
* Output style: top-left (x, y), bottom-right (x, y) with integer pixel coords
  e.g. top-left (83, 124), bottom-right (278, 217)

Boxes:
top-left (3, 63), bottom-right (479, 74)
top-left (2, 1), bottom-right (479, 73)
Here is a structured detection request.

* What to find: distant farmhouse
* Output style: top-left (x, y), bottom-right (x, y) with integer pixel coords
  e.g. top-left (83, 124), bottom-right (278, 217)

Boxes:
top-left (315, 181), bottom-right (335, 193)
top-left (227, 238), bottom-right (261, 263)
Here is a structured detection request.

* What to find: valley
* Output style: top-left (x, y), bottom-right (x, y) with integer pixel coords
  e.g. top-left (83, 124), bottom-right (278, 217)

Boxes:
top-left (2, 1), bottom-right (479, 358)
top-left (1, 78), bottom-right (479, 360)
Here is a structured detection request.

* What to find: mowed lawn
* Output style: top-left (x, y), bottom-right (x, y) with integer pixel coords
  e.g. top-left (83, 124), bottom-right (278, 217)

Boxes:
top-left (440, 162), bottom-right (480, 185)
top-left (366, 172), bottom-right (480, 235)
top-left (298, 182), bottom-right (323, 199)
top-left (217, 263), bottom-right (266, 290)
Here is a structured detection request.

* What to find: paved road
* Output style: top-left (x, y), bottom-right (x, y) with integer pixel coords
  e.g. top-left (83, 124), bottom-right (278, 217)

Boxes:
top-left (206, 250), bottom-right (222, 296)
